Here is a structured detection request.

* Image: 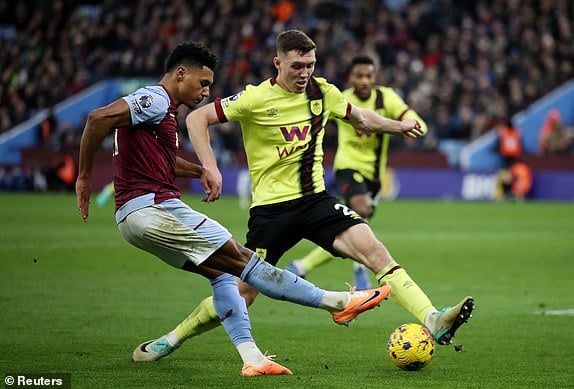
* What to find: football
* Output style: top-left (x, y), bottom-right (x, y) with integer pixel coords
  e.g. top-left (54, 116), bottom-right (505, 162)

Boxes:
top-left (387, 323), bottom-right (435, 371)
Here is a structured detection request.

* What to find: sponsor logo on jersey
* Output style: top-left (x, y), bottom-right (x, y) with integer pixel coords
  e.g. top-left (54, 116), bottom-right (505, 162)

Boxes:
top-left (280, 125), bottom-right (310, 141)
top-left (131, 99), bottom-right (142, 114)
top-left (275, 143), bottom-right (310, 160)
top-left (276, 125), bottom-right (312, 159)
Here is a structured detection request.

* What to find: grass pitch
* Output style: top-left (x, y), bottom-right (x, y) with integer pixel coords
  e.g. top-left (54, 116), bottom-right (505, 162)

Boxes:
top-left (1, 193), bottom-right (573, 388)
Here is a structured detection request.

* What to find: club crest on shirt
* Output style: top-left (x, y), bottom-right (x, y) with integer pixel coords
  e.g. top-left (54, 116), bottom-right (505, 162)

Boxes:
top-left (310, 99), bottom-right (322, 116)
top-left (139, 94), bottom-right (153, 108)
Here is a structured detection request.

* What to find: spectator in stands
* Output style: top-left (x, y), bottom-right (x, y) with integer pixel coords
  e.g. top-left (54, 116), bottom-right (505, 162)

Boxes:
top-left (539, 109), bottom-right (574, 154)
top-left (1, 0), bottom-right (573, 167)
top-left (436, 104), bottom-right (473, 167)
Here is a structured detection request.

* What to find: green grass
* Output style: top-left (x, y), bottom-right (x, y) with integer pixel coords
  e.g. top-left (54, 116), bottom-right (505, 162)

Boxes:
top-left (1, 193), bottom-right (573, 388)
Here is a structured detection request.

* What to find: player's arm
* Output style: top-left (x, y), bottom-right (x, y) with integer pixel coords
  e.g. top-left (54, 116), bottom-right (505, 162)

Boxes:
top-left (185, 103), bottom-right (223, 202)
top-left (175, 156), bottom-right (204, 178)
top-left (175, 156), bottom-right (220, 198)
top-left (347, 104), bottom-right (423, 139)
top-left (76, 99), bottom-right (131, 221)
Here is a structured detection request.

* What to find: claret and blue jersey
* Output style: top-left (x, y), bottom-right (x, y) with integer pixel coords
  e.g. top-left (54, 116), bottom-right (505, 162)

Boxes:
top-left (114, 85), bottom-right (181, 219)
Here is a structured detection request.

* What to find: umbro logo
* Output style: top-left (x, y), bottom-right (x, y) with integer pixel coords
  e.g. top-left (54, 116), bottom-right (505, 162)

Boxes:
top-left (266, 108), bottom-right (278, 116)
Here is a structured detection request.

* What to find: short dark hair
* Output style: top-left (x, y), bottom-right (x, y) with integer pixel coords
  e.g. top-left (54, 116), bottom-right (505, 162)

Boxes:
top-left (164, 41), bottom-right (218, 73)
top-left (276, 30), bottom-right (316, 55)
top-left (351, 56), bottom-right (375, 68)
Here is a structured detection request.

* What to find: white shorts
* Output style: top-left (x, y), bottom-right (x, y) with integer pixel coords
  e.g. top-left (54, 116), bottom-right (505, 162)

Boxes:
top-left (117, 200), bottom-right (232, 268)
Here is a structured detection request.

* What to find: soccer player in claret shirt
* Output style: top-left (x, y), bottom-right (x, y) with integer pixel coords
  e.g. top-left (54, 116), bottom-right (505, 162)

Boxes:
top-left (75, 41), bottom-right (394, 377)
top-left (287, 55), bottom-right (428, 290)
top-left (133, 30), bottom-right (474, 364)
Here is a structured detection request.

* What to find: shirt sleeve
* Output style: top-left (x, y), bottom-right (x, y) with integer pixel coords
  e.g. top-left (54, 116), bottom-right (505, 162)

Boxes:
top-left (122, 86), bottom-right (169, 125)
top-left (324, 83), bottom-right (352, 120)
top-left (217, 88), bottom-right (250, 122)
top-left (382, 87), bottom-right (409, 119)
top-left (383, 87), bottom-right (428, 134)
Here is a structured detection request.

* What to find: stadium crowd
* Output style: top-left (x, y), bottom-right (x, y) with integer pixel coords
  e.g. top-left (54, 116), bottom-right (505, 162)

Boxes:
top-left (1, 0), bottom-right (573, 163)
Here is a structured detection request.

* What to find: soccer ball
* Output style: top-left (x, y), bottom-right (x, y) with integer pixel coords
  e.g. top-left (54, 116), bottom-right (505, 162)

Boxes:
top-left (387, 323), bottom-right (435, 371)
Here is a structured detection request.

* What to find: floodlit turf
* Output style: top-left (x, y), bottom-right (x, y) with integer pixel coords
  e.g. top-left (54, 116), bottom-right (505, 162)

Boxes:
top-left (1, 193), bottom-right (573, 388)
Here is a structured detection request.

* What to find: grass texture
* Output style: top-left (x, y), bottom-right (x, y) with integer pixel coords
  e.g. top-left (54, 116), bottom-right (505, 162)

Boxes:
top-left (1, 193), bottom-right (573, 388)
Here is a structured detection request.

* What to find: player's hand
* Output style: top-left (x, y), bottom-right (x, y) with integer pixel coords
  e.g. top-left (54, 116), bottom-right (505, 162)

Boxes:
top-left (400, 118), bottom-right (424, 139)
top-left (75, 177), bottom-right (92, 222)
top-left (200, 166), bottom-right (222, 203)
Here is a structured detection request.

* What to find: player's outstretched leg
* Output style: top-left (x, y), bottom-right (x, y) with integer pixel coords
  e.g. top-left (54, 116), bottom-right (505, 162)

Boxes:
top-left (375, 260), bottom-right (474, 345)
top-left (133, 252), bottom-right (392, 367)
top-left (331, 284), bottom-right (391, 326)
top-left (133, 281), bottom-right (392, 364)
top-left (240, 253), bottom-right (391, 326)
top-left (135, 273), bottom-right (294, 376)
top-left (428, 296), bottom-right (475, 345)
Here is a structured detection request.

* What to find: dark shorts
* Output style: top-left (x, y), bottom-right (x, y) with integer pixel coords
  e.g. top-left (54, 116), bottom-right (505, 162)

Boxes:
top-left (245, 191), bottom-right (365, 265)
top-left (335, 169), bottom-right (381, 204)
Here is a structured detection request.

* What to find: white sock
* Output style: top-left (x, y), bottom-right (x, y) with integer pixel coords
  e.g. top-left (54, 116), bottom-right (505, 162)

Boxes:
top-left (166, 330), bottom-right (180, 347)
top-left (319, 291), bottom-right (349, 311)
top-left (424, 308), bottom-right (439, 330)
top-left (236, 342), bottom-right (268, 366)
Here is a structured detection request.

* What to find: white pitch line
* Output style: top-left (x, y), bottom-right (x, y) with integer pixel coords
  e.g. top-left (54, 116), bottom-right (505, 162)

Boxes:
top-left (537, 309), bottom-right (574, 316)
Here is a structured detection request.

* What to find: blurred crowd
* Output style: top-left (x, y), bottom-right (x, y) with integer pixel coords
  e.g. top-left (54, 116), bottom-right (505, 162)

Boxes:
top-left (1, 0), bottom-right (573, 165)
